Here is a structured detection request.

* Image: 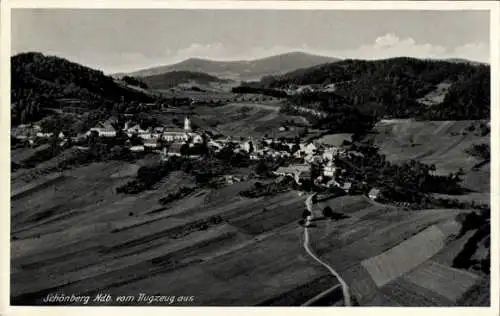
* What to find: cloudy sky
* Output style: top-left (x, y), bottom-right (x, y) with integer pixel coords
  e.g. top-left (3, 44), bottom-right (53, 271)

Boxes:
top-left (11, 9), bottom-right (490, 74)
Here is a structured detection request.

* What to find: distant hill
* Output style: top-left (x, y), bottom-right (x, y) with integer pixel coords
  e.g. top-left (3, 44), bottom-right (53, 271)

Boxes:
top-left (444, 58), bottom-right (487, 66)
top-left (11, 52), bottom-right (157, 125)
top-left (124, 52), bottom-right (340, 80)
top-left (141, 70), bottom-right (230, 90)
top-left (257, 57), bottom-right (490, 121)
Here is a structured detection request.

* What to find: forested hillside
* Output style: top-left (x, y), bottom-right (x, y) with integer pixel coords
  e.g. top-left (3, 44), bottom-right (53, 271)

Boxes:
top-left (142, 70), bottom-right (229, 90)
top-left (259, 57), bottom-right (490, 120)
top-left (120, 75), bottom-right (149, 89)
top-left (11, 52), bottom-right (156, 125)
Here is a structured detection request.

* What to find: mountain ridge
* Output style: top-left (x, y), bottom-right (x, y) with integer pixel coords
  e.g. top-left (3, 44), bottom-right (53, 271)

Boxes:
top-left (119, 51), bottom-right (341, 80)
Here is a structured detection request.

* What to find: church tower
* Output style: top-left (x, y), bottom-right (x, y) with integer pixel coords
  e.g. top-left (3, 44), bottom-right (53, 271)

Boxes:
top-left (184, 116), bottom-right (191, 132)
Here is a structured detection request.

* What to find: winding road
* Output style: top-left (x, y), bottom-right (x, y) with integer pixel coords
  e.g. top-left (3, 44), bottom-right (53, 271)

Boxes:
top-left (303, 193), bottom-right (352, 306)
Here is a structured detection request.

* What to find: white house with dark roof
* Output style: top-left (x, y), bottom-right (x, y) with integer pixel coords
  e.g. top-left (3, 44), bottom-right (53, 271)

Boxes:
top-left (368, 188), bottom-right (381, 200)
top-left (323, 160), bottom-right (336, 177)
top-left (86, 122), bottom-right (116, 137)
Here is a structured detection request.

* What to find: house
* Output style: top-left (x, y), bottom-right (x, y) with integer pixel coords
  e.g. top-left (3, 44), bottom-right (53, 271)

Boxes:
top-left (250, 152), bottom-right (261, 160)
top-left (143, 138), bottom-right (160, 148)
top-left (165, 143), bottom-right (183, 157)
top-left (323, 161), bottom-right (336, 177)
top-left (125, 123), bottom-right (141, 133)
top-left (59, 140), bottom-right (69, 148)
top-left (279, 151), bottom-right (291, 158)
top-left (190, 133), bottom-right (204, 144)
top-left (322, 147), bottom-right (338, 161)
top-left (325, 179), bottom-right (340, 188)
top-left (219, 136), bottom-right (233, 144)
top-left (125, 124), bottom-right (150, 138)
top-left (263, 138), bottom-right (273, 145)
top-left (294, 170), bottom-right (311, 184)
top-left (241, 139), bottom-right (254, 153)
top-left (294, 150), bottom-right (305, 159)
top-left (274, 164), bottom-right (309, 177)
top-left (297, 86), bottom-right (313, 94)
top-left (36, 132), bottom-right (54, 138)
top-left (324, 83), bottom-right (337, 92)
top-left (130, 145), bottom-right (145, 152)
top-left (208, 140), bottom-right (223, 150)
top-left (303, 142), bottom-right (318, 155)
top-left (340, 181), bottom-right (352, 193)
top-left (305, 154), bottom-right (322, 164)
top-left (348, 151), bottom-right (365, 158)
top-left (87, 122), bottom-right (116, 137)
top-left (368, 188), bottom-right (381, 200)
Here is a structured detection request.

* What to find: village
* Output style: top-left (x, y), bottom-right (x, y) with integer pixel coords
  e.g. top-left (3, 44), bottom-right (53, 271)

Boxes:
top-left (11, 114), bottom-right (382, 201)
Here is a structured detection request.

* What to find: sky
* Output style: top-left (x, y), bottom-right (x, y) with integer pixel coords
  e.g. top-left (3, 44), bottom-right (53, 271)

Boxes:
top-left (11, 9), bottom-right (490, 74)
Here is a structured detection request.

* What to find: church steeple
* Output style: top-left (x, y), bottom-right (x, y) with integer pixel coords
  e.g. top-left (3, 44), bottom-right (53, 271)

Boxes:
top-left (184, 116), bottom-right (191, 132)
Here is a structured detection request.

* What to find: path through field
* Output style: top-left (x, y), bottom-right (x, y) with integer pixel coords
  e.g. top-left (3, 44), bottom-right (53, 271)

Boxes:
top-left (303, 194), bottom-right (352, 306)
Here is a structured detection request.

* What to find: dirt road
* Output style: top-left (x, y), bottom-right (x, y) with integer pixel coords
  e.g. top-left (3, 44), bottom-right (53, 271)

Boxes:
top-left (303, 193), bottom-right (352, 306)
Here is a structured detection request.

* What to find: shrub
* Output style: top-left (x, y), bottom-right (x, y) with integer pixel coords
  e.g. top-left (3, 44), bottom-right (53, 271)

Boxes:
top-left (322, 206), bottom-right (333, 218)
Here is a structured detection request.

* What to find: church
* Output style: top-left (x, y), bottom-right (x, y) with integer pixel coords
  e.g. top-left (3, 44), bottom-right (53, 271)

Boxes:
top-left (161, 116), bottom-right (202, 143)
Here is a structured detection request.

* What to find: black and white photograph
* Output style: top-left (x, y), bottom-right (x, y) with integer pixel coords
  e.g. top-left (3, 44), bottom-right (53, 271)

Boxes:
top-left (3, 1), bottom-right (498, 310)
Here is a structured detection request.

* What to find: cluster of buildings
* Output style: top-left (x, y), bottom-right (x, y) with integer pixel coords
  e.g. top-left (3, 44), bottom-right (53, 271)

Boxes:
top-left (12, 114), bottom-right (382, 200)
top-left (267, 139), bottom-right (383, 200)
top-left (12, 116), bottom-right (204, 157)
top-left (12, 124), bottom-right (70, 148)
top-left (83, 116), bottom-right (205, 156)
